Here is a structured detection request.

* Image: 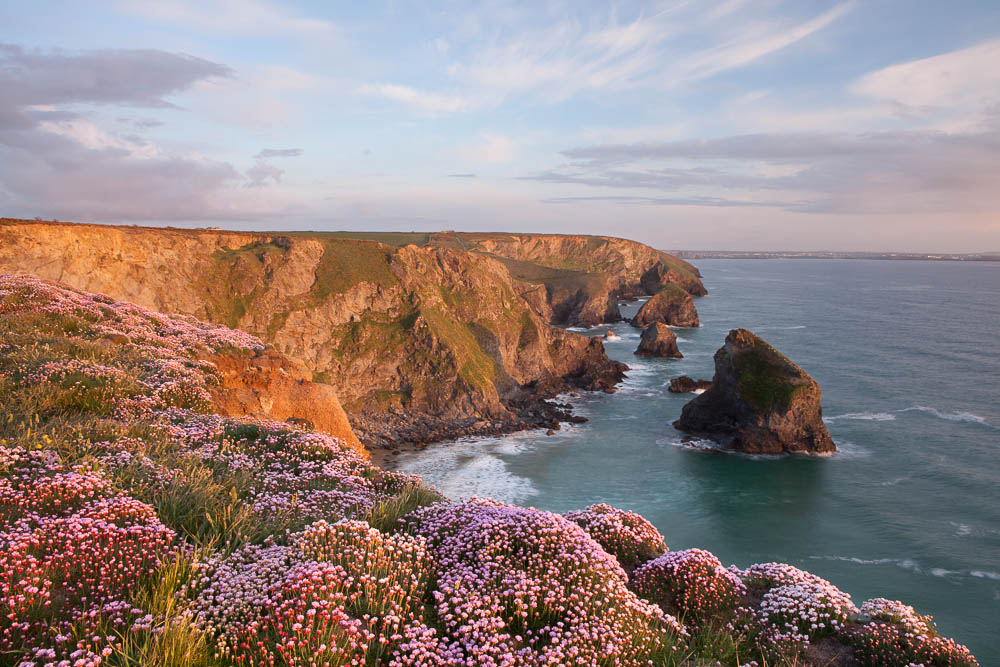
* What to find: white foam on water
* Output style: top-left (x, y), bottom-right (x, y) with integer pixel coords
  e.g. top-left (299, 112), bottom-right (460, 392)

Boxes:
top-left (952, 522), bottom-right (973, 537)
top-left (675, 336), bottom-right (690, 343)
top-left (831, 441), bottom-right (871, 458)
top-left (825, 412), bottom-right (896, 422)
top-left (930, 568), bottom-right (959, 577)
top-left (393, 437), bottom-right (538, 505)
top-left (898, 406), bottom-right (992, 427)
top-left (811, 555), bottom-right (921, 572)
top-left (812, 556), bottom-right (1000, 582)
top-left (692, 388), bottom-right (707, 395)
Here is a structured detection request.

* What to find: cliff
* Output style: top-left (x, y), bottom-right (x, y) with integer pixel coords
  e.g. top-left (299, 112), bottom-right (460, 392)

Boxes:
top-left (0, 219), bottom-right (627, 447)
top-left (435, 232), bottom-right (707, 326)
top-left (673, 329), bottom-right (835, 454)
top-left (264, 229), bottom-right (708, 327)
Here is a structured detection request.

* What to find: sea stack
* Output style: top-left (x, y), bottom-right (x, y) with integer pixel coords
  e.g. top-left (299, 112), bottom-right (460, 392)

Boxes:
top-left (632, 284), bottom-right (700, 328)
top-left (635, 323), bottom-right (682, 358)
top-left (673, 329), bottom-right (835, 454)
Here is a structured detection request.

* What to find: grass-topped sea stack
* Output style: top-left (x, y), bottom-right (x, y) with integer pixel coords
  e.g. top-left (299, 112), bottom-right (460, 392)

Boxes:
top-left (673, 329), bottom-right (836, 454)
top-left (632, 283), bottom-right (701, 328)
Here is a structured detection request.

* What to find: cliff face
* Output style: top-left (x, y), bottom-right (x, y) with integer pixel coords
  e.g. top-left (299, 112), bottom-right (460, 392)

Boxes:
top-left (0, 220), bottom-right (626, 447)
top-left (206, 347), bottom-right (363, 454)
top-left (673, 329), bottom-right (835, 454)
top-left (435, 232), bottom-right (707, 326)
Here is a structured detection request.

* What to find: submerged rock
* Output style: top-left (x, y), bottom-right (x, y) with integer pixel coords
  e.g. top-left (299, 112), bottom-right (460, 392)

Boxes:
top-left (634, 323), bottom-right (682, 358)
top-left (672, 329), bottom-right (835, 454)
top-left (668, 376), bottom-right (713, 393)
top-left (632, 284), bottom-right (700, 328)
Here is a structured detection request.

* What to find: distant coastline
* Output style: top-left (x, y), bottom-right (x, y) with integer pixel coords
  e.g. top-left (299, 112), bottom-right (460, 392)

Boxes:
top-left (670, 250), bottom-right (1000, 262)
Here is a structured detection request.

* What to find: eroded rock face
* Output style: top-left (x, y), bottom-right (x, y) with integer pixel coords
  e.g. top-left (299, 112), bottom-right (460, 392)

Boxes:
top-left (672, 329), bottom-right (835, 454)
top-left (632, 285), bottom-right (700, 328)
top-left (668, 376), bottom-right (713, 393)
top-left (206, 348), bottom-right (365, 456)
top-left (443, 232), bottom-right (706, 327)
top-left (634, 323), bottom-right (682, 358)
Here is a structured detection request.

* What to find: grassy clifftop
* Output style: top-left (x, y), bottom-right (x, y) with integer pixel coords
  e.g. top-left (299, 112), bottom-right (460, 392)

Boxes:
top-left (0, 275), bottom-right (979, 667)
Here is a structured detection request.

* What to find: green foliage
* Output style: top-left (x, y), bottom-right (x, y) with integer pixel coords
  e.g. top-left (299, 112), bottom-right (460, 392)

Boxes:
top-left (731, 345), bottom-right (802, 411)
top-left (310, 239), bottom-right (399, 301)
top-left (365, 484), bottom-right (446, 533)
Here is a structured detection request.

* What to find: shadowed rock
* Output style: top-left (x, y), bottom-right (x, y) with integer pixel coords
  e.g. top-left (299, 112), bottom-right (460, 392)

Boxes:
top-left (668, 376), bottom-right (712, 393)
top-left (635, 323), bottom-right (682, 358)
top-left (673, 329), bottom-right (835, 454)
top-left (632, 284), bottom-right (700, 328)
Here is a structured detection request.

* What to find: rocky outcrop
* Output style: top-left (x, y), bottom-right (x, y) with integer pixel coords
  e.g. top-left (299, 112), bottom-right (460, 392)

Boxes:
top-left (672, 329), bottom-right (836, 454)
top-left (634, 323), bottom-right (681, 358)
top-left (429, 232), bottom-right (706, 327)
top-left (632, 285), bottom-right (700, 328)
top-left (206, 348), bottom-right (364, 456)
top-left (668, 376), bottom-right (713, 393)
top-left (0, 219), bottom-right (626, 448)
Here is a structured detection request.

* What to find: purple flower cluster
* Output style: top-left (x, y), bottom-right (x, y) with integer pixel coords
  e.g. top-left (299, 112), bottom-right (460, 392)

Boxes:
top-left (0, 274), bottom-right (263, 356)
top-left (848, 598), bottom-right (979, 666)
top-left (563, 503), bottom-right (667, 570)
top-left (727, 561), bottom-right (856, 659)
top-left (405, 499), bottom-right (684, 665)
top-left (189, 519), bottom-right (449, 665)
top-left (632, 548), bottom-right (748, 626)
top-left (0, 446), bottom-right (177, 666)
top-left (156, 411), bottom-right (414, 525)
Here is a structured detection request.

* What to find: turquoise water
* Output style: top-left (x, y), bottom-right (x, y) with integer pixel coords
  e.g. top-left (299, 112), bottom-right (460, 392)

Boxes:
top-left (391, 259), bottom-right (1000, 661)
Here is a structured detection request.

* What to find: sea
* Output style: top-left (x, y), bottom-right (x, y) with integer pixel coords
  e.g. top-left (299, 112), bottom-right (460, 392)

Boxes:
top-left (387, 259), bottom-right (1000, 662)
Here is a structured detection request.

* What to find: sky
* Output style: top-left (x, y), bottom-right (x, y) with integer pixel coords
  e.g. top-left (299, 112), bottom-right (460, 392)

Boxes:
top-left (1, 1), bottom-right (999, 252)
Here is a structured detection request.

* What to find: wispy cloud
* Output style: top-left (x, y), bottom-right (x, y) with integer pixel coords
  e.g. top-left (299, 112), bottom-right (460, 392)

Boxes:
top-left (359, 83), bottom-right (473, 114)
top-left (360, 1), bottom-right (853, 114)
top-left (118, 0), bottom-right (338, 40)
top-left (851, 38), bottom-right (1000, 129)
top-left (675, 2), bottom-right (855, 81)
top-left (255, 148), bottom-right (303, 159)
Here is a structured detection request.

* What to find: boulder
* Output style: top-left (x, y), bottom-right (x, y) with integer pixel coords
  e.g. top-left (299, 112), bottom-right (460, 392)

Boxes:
top-left (632, 284), bottom-right (700, 328)
top-left (672, 329), bottom-right (835, 454)
top-left (668, 376), bottom-right (713, 393)
top-left (634, 323), bottom-right (682, 358)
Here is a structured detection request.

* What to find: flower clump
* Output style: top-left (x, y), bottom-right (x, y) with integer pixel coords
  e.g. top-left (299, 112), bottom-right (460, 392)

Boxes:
top-left (158, 412), bottom-right (414, 527)
top-left (189, 519), bottom-right (451, 666)
top-left (0, 446), bottom-right (177, 666)
top-left (632, 548), bottom-right (748, 626)
top-left (563, 503), bottom-right (667, 570)
top-left (404, 499), bottom-right (685, 666)
top-left (848, 598), bottom-right (979, 666)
